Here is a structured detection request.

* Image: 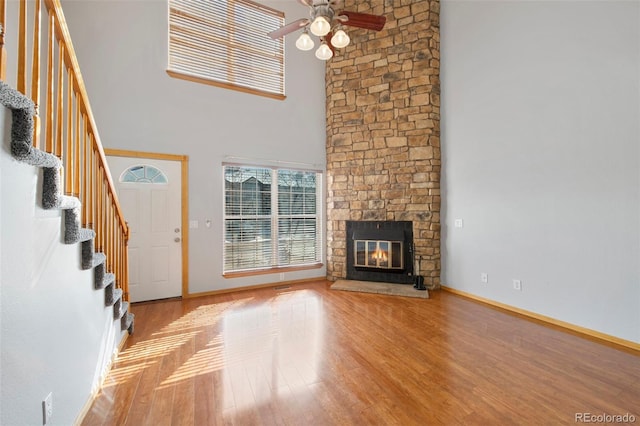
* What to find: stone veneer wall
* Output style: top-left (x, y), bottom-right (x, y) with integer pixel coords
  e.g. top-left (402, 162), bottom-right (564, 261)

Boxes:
top-left (325, 0), bottom-right (441, 289)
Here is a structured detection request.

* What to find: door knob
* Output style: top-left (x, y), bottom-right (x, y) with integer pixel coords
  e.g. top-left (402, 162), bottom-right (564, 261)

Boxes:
top-left (174, 237), bottom-right (181, 242)
top-left (175, 228), bottom-right (180, 233)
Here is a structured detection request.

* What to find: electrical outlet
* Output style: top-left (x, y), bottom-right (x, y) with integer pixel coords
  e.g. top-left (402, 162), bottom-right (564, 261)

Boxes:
top-left (454, 219), bottom-right (464, 228)
top-left (43, 392), bottom-right (53, 424)
top-left (481, 273), bottom-right (488, 283)
top-left (513, 279), bottom-right (522, 291)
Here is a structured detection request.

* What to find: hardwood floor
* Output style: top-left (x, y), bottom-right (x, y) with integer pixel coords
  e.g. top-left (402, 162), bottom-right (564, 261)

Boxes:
top-left (82, 280), bottom-right (640, 425)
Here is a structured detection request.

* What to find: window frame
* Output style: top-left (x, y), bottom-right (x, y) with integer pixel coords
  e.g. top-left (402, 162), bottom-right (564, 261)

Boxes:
top-left (222, 163), bottom-right (323, 276)
top-left (167, 0), bottom-right (286, 100)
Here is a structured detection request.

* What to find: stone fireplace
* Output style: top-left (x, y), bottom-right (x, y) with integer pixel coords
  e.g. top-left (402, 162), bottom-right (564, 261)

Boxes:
top-left (325, 0), bottom-right (441, 289)
top-left (346, 220), bottom-right (415, 284)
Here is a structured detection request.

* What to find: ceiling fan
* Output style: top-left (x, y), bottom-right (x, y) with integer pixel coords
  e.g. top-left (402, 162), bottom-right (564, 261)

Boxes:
top-left (267, 0), bottom-right (387, 60)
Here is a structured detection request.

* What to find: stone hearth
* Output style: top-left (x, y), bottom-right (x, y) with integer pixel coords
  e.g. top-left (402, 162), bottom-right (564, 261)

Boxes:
top-left (325, 0), bottom-right (441, 289)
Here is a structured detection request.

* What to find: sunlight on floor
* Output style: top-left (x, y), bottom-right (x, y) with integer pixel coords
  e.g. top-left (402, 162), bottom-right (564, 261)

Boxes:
top-left (158, 338), bottom-right (226, 388)
top-left (102, 286), bottom-right (325, 415)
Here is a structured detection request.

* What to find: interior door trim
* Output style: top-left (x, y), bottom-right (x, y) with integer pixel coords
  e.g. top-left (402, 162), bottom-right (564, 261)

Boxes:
top-left (105, 148), bottom-right (190, 298)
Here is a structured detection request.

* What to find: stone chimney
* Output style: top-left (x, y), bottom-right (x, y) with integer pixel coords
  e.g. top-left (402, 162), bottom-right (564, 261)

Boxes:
top-left (325, 0), bottom-right (441, 289)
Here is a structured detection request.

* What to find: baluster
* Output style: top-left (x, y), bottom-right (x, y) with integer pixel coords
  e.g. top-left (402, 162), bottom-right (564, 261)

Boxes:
top-left (101, 175), bottom-right (106, 256)
top-left (124, 226), bottom-right (130, 301)
top-left (17, 0), bottom-right (26, 93)
top-left (111, 202), bottom-right (115, 272)
top-left (107, 194), bottom-right (116, 272)
top-left (91, 151), bottom-right (96, 242)
top-left (74, 101), bottom-right (80, 197)
top-left (55, 42), bottom-right (63, 158)
top-left (96, 163), bottom-right (102, 252)
top-left (0, 0), bottom-right (7, 80)
top-left (82, 123), bottom-right (89, 226)
top-left (31, 0), bottom-right (41, 149)
top-left (45, 14), bottom-right (54, 153)
top-left (100, 170), bottom-right (106, 254)
top-left (92, 149), bottom-right (98, 237)
top-left (116, 227), bottom-right (121, 290)
top-left (65, 72), bottom-right (73, 195)
top-left (105, 194), bottom-right (111, 269)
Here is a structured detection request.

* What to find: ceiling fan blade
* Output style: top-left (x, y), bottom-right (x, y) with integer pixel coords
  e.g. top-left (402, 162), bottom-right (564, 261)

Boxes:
top-left (337, 11), bottom-right (386, 31)
top-left (267, 18), bottom-right (310, 39)
top-left (297, 0), bottom-right (313, 6)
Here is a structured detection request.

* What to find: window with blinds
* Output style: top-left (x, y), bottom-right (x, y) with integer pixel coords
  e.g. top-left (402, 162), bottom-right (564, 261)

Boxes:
top-left (223, 165), bottom-right (322, 273)
top-left (168, 0), bottom-right (285, 100)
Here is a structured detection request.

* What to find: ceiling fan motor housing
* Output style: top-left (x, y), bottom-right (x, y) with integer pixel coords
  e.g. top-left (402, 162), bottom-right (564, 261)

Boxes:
top-left (311, 4), bottom-right (335, 23)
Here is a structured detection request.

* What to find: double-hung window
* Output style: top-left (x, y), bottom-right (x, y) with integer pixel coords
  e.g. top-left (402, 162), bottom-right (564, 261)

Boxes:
top-left (168, 0), bottom-right (285, 99)
top-left (223, 165), bottom-right (322, 273)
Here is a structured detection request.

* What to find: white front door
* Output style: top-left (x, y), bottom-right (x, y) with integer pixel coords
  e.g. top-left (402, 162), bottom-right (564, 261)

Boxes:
top-left (107, 156), bottom-right (183, 302)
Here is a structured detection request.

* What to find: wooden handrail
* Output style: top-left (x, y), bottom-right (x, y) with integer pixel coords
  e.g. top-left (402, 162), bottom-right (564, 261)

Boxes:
top-left (1, 0), bottom-right (130, 302)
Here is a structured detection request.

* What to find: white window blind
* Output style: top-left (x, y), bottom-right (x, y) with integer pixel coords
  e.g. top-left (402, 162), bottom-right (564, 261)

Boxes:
top-left (168, 0), bottom-right (285, 99)
top-left (223, 165), bottom-right (322, 273)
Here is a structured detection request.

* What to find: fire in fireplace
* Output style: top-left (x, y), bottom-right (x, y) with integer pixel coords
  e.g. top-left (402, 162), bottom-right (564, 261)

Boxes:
top-left (346, 220), bottom-right (415, 284)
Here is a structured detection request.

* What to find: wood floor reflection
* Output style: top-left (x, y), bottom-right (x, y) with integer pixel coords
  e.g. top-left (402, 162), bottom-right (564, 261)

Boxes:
top-left (82, 280), bottom-right (640, 425)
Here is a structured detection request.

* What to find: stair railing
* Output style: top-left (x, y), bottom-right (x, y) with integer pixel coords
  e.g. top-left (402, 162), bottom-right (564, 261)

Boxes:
top-left (0, 0), bottom-right (130, 301)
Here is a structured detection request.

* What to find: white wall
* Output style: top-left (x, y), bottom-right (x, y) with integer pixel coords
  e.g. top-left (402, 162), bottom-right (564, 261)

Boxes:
top-left (441, 0), bottom-right (640, 343)
top-left (0, 108), bottom-right (124, 425)
top-left (61, 0), bottom-right (327, 294)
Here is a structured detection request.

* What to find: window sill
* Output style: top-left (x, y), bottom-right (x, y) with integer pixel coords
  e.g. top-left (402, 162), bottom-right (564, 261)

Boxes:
top-left (223, 263), bottom-right (323, 279)
top-left (166, 70), bottom-right (286, 101)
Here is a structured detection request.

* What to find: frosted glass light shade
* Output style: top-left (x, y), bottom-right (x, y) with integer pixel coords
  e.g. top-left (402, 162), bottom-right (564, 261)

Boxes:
top-left (295, 32), bottom-right (314, 51)
top-left (331, 29), bottom-right (350, 48)
top-left (310, 16), bottom-right (330, 36)
top-left (315, 43), bottom-right (333, 60)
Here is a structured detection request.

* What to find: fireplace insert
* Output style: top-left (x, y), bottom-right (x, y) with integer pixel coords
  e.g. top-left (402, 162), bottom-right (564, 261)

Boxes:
top-left (346, 220), bottom-right (415, 284)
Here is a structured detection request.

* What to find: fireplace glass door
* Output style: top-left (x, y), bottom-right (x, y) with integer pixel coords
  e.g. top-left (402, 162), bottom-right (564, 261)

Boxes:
top-left (354, 240), bottom-right (403, 270)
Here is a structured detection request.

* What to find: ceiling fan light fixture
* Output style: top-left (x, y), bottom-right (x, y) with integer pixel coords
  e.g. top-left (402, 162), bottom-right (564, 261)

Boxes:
top-left (315, 42), bottom-right (334, 60)
top-left (295, 31), bottom-right (315, 51)
top-left (331, 29), bottom-right (350, 48)
top-left (310, 16), bottom-right (331, 37)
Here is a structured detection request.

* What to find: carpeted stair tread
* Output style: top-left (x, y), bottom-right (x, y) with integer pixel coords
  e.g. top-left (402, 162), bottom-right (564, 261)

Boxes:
top-left (0, 82), bottom-right (61, 168)
top-left (81, 240), bottom-right (95, 270)
top-left (42, 167), bottom-right (82, 210)
top-left (96, 272), bottom-right (115, 290)
top-left (121, 312), bottom-right (135, 335)
top-left (105, 285), bottom-right (122, 307)
top-left (57, 195), bottom-right (81, 210)
top-left (66, 227), bottom-right (95, 245)
top-left (113, 297), bottom-right (122, 317)
top-left (114, 301), bottom-right (129, 320)
top-left (92, 252), bottom-right (106, 268)
top-left (94, 263), bottom-right (105, 289)
top-left (64, 208), bottom-right (94, 244)
top-left (76, 228), bottom-right (96, 243)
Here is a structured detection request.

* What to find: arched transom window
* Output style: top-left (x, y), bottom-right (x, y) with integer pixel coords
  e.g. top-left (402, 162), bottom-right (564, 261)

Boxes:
top-left (119, 165), bottom-right (168, 184)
